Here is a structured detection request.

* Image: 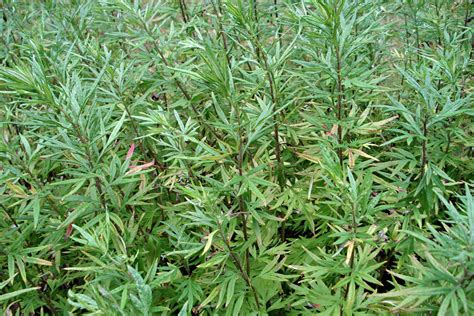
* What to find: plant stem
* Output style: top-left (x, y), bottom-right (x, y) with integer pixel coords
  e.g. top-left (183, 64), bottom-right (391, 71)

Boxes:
top-left (398, 13), bottom-right (410, 102)
top-left (217, 219), bottom-right (260, 309)
top-left (212, 0), bottom-right (231, 66)
top-left (1, 204), bottom-right (58, 315)
top-left (421, 117), bottom-right (428, 175)
top-left (251, 0), bottom-right (261, 59)
top-left (412, 5), bottom-right (420, 61)
top-left (229, 96), bottom-right (251, 276)
top-left (335, 45), bottom-right (344, 167)
top-left (350, 203), bottom-right (357, 269)
top-left (178, 0), bottom-right (189, 23)
top-left (140, 20), bottom-right (219, 140)
top-left (247, 4), bottom-right (286, 240)
top-left (50, 103), bottom-right (107, 210)
top-left (122, 100), bottom-right (165, 171)
top-left (9, 144), bottom-right (63, 216)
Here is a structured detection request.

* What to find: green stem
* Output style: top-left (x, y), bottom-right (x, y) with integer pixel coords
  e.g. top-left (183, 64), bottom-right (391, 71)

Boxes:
top-left (335, 45), bottom-right (344, 167)
top-left (217, 219), bottom-right (260, 309)
top-left (421, 117), bottom-right (428, 175)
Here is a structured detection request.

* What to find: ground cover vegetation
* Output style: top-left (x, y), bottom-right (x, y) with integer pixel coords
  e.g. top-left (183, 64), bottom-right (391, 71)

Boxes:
top-left (0, 0), bottom-right (473, 314)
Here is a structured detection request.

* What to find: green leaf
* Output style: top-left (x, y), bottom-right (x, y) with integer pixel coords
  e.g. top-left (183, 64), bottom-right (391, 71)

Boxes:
top-left (32, 197), bottom-right (40, 229)
top-left (102, 111), bottom-right (127, 155)
top-left (0, 287), bottom-right (40, 302)
top-left (226, 276), bottom-right (237, 308)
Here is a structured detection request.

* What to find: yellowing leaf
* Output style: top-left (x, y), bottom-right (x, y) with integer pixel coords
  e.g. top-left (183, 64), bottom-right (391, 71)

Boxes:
top-left (348, 149), bottom-right (355, 168)
top-left (296, 152), bottom-right (320, 164)
top-left (6, 181), bottom-right (28, 197)
top-left (24, 257), bottom-right (53, 266)
top-left (345, 240), bottom-right (354, 266)
top-left (352, 148), bottom-right (379, 161)
top-left (355, 115), bottom-right (399, 134)
top-left (201, 230), bottom-right (218, 256)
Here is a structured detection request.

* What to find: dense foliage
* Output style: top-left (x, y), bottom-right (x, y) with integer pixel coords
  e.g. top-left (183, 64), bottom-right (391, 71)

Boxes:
top-left (0, 0), bottom-right (472, 315)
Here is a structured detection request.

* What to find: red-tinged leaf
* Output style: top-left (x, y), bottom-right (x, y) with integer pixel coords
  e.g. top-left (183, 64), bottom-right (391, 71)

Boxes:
top-left (127, 160), bottom-right (155, 175)
top-left (126, 143), bottom-right (136, 160)
top-left (65, 223), bottom-right (74, 239)
top-left (326, 124), bottom-right (338, 136)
